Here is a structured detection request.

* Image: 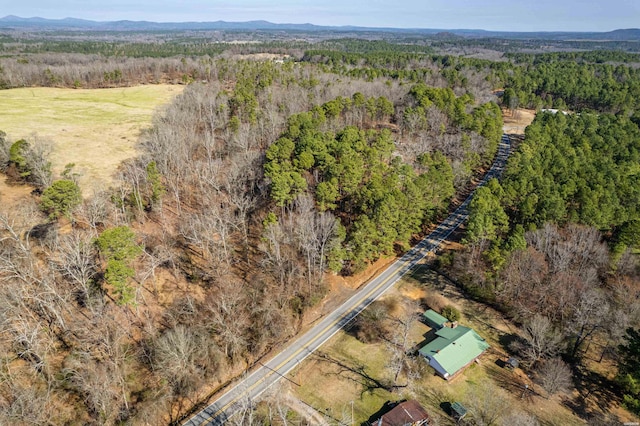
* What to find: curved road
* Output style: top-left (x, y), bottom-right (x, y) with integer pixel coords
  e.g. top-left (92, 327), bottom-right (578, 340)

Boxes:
top-left (184, 134), bottom-right (512, 426)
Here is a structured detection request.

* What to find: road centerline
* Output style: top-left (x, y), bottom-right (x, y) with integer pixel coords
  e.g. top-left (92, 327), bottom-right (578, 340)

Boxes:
top-left (184, 135), bottom-right (511, 426)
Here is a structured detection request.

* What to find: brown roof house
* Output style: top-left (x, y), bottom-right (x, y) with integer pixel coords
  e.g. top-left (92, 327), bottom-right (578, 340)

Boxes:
top-left (373, 400), bottom-right (430, 426)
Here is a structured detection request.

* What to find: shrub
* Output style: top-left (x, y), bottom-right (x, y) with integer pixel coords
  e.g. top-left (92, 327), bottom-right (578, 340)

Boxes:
top-left (40, 179), bottom-right (82, 219)
top-left (354, 300), bottom-right (392, 343)
top-left (422, 291), bottom-right (447, 312)
top-left (9, 139), bottom-right (30, 177)
top-left (441, 305), bottom-right (461, 322)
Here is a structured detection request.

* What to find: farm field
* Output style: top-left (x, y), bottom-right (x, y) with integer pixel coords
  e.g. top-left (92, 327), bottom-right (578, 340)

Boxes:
top-left (0, 85), bottom-right (183, 193)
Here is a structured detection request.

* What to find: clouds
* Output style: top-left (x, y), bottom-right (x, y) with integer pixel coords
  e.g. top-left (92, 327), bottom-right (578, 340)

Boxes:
top-left (4, 0), bottom-right (640, 31)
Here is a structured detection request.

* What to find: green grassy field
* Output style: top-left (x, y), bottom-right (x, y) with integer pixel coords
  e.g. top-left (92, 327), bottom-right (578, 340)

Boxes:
top-left (0, 85), bottom-right (183, 193)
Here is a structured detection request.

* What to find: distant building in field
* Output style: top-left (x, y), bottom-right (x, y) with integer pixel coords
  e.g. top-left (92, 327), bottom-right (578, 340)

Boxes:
top-left (373, 400), bottom-right (430, 426)
top-left (540, 108), bottom-right (568, 115)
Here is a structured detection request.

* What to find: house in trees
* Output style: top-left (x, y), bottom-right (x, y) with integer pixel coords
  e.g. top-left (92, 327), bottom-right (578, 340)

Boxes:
top-left (418, 323), bottom-right (489, 380)
top-left (372, 400), bottom-right (431, 426)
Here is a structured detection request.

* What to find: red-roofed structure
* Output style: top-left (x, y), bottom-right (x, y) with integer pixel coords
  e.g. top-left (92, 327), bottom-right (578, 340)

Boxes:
top-left (373, 400), bottom-right (430, 426)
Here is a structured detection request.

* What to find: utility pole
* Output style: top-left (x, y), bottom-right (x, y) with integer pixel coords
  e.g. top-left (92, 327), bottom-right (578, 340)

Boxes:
top-left (521, 384), bottom-right (529, 399)
top-left (351, 400), bottom-right (354, 426)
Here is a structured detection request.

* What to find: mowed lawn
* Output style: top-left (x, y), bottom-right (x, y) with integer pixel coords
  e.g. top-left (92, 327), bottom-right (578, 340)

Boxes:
top-left (0, 85), bottom-right (183, 192)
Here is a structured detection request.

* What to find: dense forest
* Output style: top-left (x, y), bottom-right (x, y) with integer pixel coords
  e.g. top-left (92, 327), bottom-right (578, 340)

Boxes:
top-left (0, 29), bottom-right (640, 424)
top-left (455, 93), bottom-right (640, 418)
top-left (0, 42), bottom-right (503, 423)
top-left (500, 61), bottom-right (640, 112)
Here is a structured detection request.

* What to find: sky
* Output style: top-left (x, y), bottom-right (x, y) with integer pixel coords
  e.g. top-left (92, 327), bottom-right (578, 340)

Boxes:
top-left (1, 0), bottom-right (639, 32)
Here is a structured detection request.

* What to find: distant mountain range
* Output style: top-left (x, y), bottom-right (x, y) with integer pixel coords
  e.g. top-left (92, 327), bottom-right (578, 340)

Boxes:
top-left (1, 15), bottom-right (640, 41)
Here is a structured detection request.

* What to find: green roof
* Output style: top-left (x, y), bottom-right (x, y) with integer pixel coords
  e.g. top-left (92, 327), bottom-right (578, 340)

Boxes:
top-left (418, 325), bottom-right (489, 377)
top-left (451, 402), bottom-right (467, 418)
top-left (434, 326), bottom-right (466, 340)
top-left (422, 309), bottom-right (448, 329)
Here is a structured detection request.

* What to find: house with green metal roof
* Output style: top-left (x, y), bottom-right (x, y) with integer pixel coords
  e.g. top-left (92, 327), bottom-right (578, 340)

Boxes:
top-left (422, 309), bottom-right (448, 330)
top-left (418, 324), bottom-right (489, 380)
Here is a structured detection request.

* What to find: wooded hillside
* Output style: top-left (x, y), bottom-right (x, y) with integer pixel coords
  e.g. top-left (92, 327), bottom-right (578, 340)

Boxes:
top-left (1, 31), bottom-right (640, 424)
top-left (0, 49), bottom-right (501, 424)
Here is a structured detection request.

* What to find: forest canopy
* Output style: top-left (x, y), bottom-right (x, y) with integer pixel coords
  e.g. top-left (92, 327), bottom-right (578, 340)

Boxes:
top-left (265, 89), bottom-right (501, 272)
top-left (1, 30), bottom-right (640, 425)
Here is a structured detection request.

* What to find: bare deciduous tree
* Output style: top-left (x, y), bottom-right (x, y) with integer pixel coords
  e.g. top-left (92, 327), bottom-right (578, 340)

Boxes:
top-left (77, 189), bottom-right (111, 231)
top-left (517, 314), bottom-right (563, 367)
top-left (23, 134), bottom-right (53, 188)
top-left (259, 214), bottom-right (301, 290)
top-left (204, 278), bottom-right (251, 360)
top-left (466, 380), bottom-right (511, 426)
top-left (387, 301), bottom-right (420, 387)
top-left (178, 210), bottom-right (232, 276)
top-left (152, 325), bottom-right (219, 397)
top-left (54, 231), bottom-right (99, 309)
top-left (0, 374), bottom-right (55, 426)
top-left (569, 288), bottom-right (610, 359)
top-left (224, 152), bottom-right (260, 253)
top-left (63, 351), bottom-right (126, 423)
top-left (538, 357), bottom-right (573, 397)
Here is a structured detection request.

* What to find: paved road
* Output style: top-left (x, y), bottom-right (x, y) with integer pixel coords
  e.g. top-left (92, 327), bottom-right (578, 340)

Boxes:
top-left (184, 135), bottom-right (512, 426)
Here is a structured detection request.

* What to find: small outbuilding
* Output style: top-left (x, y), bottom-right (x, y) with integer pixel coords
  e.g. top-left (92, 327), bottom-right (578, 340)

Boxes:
top-left (422, 309), bottom-right (448, 330)
top-left (450, 401), bottom-right (467, 421)
top-left (373, 400), bottom-right (430, 426)
top-left (505, 357), bottom-right (519, 370)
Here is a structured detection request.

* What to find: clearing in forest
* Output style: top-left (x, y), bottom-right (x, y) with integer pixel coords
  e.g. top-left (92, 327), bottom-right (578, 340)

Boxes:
top-left (0, 85), bottom-right (183, 193)
top-left (287, 266), bottom-right (593, 426)
top-left (502, 108), bottom-right (536, 135)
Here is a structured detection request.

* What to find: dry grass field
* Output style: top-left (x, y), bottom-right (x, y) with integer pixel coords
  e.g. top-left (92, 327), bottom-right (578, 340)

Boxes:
top-left (0, 85), bottom-right (183, 193)
top-left (503, 108), bottom-right (536, 135)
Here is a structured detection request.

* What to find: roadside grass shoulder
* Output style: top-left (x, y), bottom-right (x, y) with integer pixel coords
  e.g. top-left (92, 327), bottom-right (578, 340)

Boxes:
top-left (292, 332), bottom-right (395, 424)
